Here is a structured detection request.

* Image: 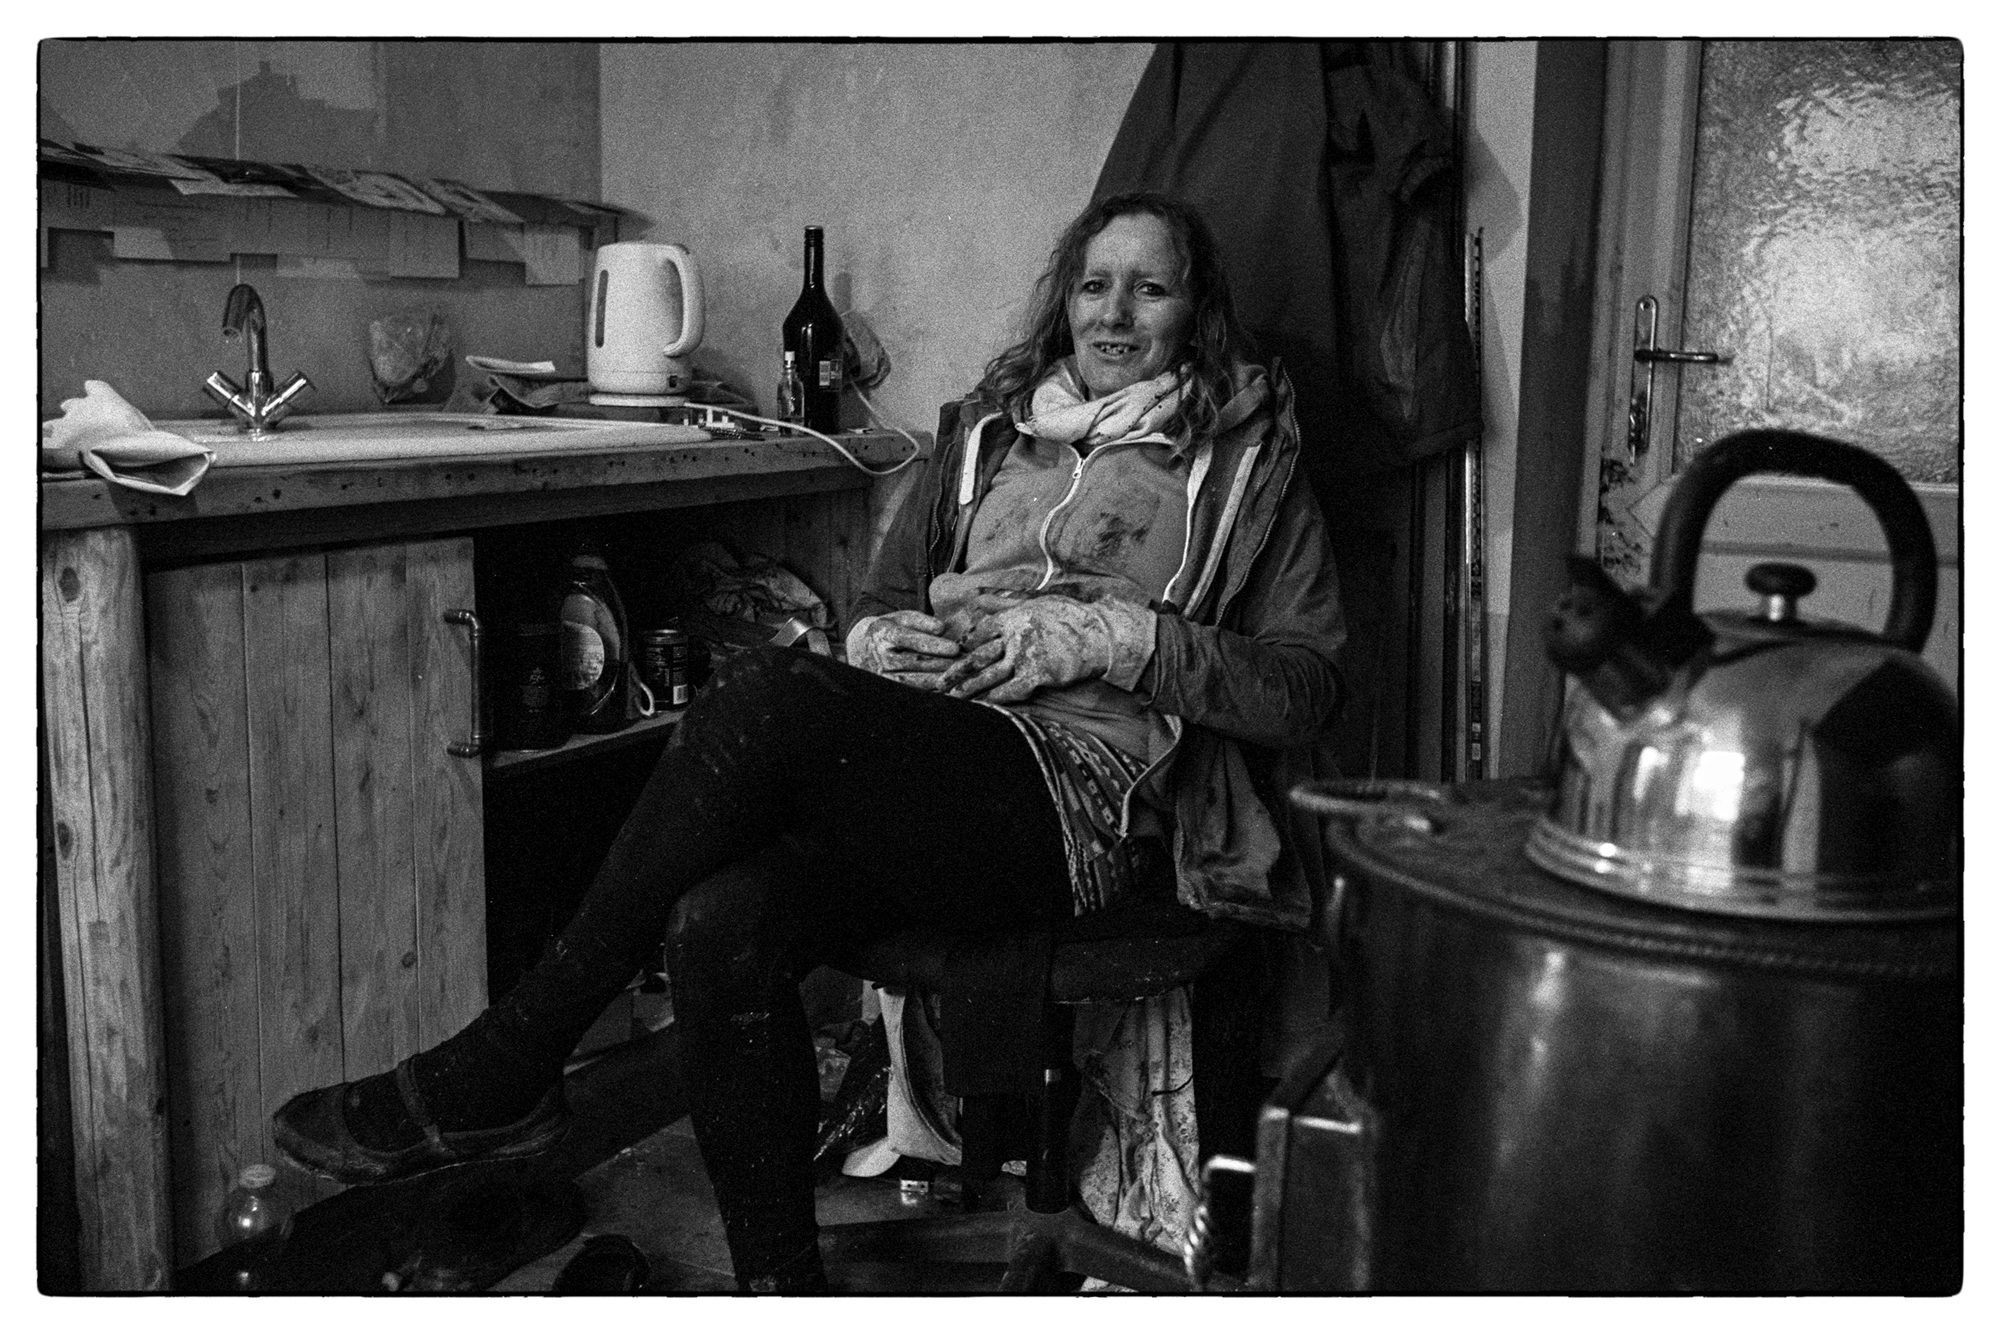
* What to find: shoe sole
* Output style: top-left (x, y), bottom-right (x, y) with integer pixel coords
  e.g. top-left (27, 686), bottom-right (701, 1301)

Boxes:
top-left (275, 1112), bottom-right (572, 1186)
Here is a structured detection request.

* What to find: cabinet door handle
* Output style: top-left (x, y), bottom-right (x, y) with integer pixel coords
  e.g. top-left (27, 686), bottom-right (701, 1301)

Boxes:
top-left (442, 608), bottom-right (485, 758)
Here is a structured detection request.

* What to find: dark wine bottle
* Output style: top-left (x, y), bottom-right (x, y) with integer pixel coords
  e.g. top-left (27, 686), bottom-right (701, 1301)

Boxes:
top-left (781, 226), bottom-right (844, 433)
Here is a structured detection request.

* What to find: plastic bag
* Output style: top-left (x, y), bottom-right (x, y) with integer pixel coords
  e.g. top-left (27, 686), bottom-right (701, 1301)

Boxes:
top-left (670, 541), bottom-right (832, 630)
top-left (368, 309), bottom-right (455, 404)
top-left (842, 312), bottom-right (891, 391)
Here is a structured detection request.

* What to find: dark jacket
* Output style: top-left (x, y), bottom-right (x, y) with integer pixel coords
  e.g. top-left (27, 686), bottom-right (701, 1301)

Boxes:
top-left (1092, 40), bottom-right (1480, 480)
top-left (851, 362), bottom-right (1346, 931)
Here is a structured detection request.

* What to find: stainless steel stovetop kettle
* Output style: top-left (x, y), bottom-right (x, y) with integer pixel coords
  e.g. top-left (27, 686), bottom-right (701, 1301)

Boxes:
top-left (1527, 429), bottom-right (1960, 921)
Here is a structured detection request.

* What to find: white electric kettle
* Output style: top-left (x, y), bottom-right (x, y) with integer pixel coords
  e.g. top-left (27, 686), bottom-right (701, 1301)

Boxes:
top-left (585, 242), bottom-right (706, 402)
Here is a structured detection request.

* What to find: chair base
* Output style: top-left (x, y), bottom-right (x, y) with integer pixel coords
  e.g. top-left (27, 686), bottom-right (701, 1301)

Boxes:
top-left (821, 1203), bottom-right (1233, 1293)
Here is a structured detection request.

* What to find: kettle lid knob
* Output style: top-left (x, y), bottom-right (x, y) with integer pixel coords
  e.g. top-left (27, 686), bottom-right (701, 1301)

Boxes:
top-left (1746, 561), bottom-right (1816, 622)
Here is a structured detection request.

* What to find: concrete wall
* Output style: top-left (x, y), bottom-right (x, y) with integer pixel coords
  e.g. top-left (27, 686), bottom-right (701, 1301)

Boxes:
top-left (599, 41), bottom-right (1154, 438)
top-left (37, 40), bottom-right (601, 419)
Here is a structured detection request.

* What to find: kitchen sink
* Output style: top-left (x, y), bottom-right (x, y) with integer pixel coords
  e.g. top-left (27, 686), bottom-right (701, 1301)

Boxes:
top-left (151, 412), bottom-right (710, 465)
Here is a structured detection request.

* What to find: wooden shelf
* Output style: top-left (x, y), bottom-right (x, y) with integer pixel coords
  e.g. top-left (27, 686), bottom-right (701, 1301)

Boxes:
top-left (485, 706), bottom-right (687, 776)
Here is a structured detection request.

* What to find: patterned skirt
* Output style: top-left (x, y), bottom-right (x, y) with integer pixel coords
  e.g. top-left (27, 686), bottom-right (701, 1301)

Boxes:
top-left (983, 705), bottom-right (1156, 916)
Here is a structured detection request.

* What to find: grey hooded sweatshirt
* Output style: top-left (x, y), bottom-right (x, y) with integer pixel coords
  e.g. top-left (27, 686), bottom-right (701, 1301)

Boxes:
top-left (850, 360), bottom-right (1347, 931)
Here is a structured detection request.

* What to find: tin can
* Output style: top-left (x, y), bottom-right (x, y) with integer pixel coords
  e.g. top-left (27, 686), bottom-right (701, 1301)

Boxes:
top-left (638, 626), bottom-right (693, 708)
top-left (494, 621), bottom-right (571, 750)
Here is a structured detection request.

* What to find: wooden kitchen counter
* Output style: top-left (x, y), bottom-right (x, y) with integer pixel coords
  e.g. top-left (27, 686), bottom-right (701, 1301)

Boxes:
top-left (39, 427), bottom-right (914, 1289)
top-left (40, 426), bottom-right (915, 560)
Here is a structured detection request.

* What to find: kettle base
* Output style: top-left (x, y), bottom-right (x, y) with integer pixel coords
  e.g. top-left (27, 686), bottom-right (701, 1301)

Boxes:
top-left (1524, 815), bottom-right (1959, 923)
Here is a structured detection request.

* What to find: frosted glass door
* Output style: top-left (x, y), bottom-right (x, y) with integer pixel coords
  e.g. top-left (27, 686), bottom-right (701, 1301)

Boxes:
top-left (1596, 39), bottom-right (1961, 691)
top-left (1674, 40), bottom-right (1960, 478)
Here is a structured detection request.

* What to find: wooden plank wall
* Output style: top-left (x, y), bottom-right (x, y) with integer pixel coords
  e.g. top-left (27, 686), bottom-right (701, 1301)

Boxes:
top-left (42, 527), bottom-right (174, 1289)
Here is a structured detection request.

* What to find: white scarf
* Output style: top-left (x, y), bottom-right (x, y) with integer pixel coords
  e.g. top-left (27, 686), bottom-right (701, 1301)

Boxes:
top-left (1020, 361), bottom-right (1187, 448)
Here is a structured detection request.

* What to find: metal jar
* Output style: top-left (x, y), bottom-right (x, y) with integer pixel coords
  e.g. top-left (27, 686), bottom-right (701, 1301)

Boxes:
top-left (1268, 780), bottom-right (1961, 1293)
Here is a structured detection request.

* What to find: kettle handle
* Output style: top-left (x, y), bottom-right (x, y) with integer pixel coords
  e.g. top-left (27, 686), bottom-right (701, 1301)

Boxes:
top-left (1650, 429), bottom-right (1937, 653)
top-left (656, 244), bottom-right (705, 357)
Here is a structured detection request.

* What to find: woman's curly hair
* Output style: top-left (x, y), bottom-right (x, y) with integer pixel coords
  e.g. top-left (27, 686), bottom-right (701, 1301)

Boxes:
top-left (973, 191), bottom-right (1252, 443)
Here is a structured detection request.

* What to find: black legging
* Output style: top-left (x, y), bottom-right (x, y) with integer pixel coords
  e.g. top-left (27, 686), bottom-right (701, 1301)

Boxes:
top-left (478, 646), bottom-right (1072, 1284)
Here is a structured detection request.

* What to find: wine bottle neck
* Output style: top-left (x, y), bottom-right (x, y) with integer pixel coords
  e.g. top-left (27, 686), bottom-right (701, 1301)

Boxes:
top-left (802, 228), bottom-right (824, 291)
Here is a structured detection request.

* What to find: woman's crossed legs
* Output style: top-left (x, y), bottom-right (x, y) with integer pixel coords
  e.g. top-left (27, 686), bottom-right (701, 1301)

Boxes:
top-left (277, 647), bottom-right (1070, 1288)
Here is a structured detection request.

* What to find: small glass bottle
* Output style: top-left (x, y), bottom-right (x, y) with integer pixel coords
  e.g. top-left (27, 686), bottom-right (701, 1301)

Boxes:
top-left (216, 1162), bottom-right (292, 1290)
top-left (776, 349), bottom-right (805, 426)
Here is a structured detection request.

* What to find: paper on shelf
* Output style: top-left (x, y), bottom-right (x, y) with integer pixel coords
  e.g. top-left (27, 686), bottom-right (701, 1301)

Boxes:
top-left (467, 355), bottom-right (561, 377)
top-left (416, 178), bottom-right (524, 225)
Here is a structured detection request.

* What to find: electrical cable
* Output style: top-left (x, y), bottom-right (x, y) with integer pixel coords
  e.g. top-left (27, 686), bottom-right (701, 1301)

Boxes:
top-left (706, 383), bottom-right (924, 477)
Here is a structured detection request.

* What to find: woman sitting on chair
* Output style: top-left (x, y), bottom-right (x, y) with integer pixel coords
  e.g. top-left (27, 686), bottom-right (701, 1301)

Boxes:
top-left (273, 190), bottom-right (1347, 1292)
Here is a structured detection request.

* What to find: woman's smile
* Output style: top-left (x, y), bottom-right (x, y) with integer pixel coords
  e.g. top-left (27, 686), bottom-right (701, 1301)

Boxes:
top-left (1068, 213), bottom-right (1194, 398)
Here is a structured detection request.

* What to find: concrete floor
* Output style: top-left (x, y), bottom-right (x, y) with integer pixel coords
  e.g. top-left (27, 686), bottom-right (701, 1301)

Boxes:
top-left (492, 1114), bottom-right (1023, 1293)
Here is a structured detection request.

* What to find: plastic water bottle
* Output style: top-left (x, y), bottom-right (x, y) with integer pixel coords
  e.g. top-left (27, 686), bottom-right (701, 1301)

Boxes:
top-left (215, 1163), bottom-right (292, 1290)
top-left (559, 540), bottom-right (635, 734)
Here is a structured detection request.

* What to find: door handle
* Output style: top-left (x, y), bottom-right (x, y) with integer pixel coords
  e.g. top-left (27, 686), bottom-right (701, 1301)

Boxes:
top-left (1635, 347), bottom-right (1725, 365)
top-left (1627, 295), bottom-right (1731, 460)
top-left (442, 608), bottom-right (485, 758)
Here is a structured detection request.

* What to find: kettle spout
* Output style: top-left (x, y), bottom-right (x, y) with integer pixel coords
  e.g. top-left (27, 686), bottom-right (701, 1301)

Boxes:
top-left (1545, 557), bottom-right (1709, 718)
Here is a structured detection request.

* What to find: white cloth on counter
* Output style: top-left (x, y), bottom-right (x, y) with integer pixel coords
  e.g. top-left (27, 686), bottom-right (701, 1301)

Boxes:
top-left (40, 380), bottom-right (213, 496)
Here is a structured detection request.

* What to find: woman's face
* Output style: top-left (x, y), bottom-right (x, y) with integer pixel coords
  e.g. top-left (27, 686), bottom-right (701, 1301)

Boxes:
top-left (1067, 212), bottom-right (1195, 398)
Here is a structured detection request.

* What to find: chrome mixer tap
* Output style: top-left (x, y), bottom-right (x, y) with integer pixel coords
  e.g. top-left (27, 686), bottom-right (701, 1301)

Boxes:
top-left (203, 283), bottom-right (313, 433)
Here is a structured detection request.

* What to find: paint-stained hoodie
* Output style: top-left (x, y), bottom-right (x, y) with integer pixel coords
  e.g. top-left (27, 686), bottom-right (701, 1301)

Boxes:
top-left (850, 360), bottom-right (1347, 931)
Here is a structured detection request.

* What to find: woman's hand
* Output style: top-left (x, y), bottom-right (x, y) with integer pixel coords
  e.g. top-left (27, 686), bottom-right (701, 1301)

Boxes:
top-left (941, 595), bottom-right (1156, 704)
top-left (845, 610), bottom-right (962, 690)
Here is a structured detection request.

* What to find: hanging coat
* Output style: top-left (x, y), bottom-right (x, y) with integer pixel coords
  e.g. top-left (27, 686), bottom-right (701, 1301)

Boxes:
top-left (1093, 40), bottom-right (1480, 483)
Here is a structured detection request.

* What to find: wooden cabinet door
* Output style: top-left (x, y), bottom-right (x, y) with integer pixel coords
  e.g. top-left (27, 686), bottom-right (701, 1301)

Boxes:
top-left (147, 536), bottom-right (485, 1264)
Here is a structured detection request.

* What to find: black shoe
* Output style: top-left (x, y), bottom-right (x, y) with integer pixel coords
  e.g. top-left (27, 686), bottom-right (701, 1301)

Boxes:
top-left (273, 1058), bottom-right (570, 1186)
top-left (552, 1235), bottom-right (652, 1293)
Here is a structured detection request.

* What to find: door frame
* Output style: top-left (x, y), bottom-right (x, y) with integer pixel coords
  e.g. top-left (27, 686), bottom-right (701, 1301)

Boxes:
top-left (1575, 39), bottom-right (1703, 556)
